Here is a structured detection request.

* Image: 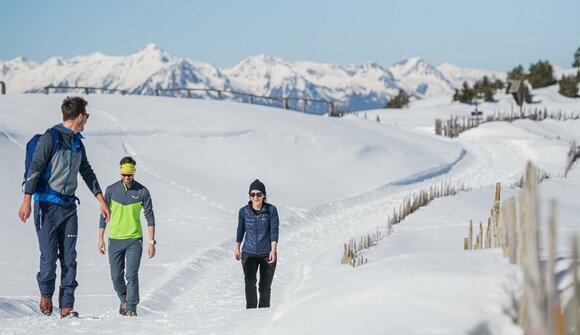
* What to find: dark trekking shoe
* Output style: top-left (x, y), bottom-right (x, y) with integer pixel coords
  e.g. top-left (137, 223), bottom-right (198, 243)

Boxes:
top-left (60, 307), bottom-right (79, 318)
top-left (126, 310), bottom-right (137, 317)
top-left (119, 301), bottom-right (127, 316)
top-left (40, 297), bottom-right (53, 316)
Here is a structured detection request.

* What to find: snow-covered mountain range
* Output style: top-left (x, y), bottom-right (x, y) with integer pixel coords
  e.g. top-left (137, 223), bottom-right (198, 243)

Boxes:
top-left (1, 43), bottom-right (506, 112)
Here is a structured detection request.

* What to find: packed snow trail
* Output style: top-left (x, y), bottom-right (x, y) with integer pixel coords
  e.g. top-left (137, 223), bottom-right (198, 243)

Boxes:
top-left (2, 130), bottom-right (537, 335)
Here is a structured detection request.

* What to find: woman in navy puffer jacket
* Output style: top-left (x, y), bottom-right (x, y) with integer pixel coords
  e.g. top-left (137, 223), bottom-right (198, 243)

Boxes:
top-left (234, 179), bottom-right (279, 308)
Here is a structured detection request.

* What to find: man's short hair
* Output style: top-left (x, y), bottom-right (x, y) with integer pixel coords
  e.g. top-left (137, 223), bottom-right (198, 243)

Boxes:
top-left (120, 156), bottom-right (137, 166)
top-left (61, 96), bottom-right (88, 121)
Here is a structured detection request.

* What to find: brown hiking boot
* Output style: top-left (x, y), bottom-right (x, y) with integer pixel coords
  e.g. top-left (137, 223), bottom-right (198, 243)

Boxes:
top-left (60, 307), bottom-right (79, 318)
top-left (40, 297), bottom-right (53, 316)
top-left (119, 301), bottom-right (127, 316)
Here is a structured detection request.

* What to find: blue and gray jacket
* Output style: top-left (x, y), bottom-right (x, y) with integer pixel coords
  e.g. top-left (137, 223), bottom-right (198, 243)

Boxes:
top-left (236, 202), bottom-right (279, 255)
top-left (24, 124), bottom-right (102, 207)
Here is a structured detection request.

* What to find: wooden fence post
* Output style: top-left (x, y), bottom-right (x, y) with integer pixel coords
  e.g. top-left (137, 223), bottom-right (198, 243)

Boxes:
top-left (519, 162), bottom-right (548, 334)
top-left (546, 200), bottom-right (565, 335)
top-left (504, 198), bottom-right (517, 263)
top-left (486, 218), bottom-right (492, 249)
top-left (469, 220), bottom-right (473, 250)
top-left (479, 222), bottom-right (483, 250)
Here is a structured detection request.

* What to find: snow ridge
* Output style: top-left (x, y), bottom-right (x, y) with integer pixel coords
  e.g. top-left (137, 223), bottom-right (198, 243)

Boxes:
top-left (1, 44), bottom-right (505, 112)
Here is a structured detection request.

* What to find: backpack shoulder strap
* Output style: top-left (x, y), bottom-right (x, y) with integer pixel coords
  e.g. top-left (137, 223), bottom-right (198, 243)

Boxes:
top-left (47, 128), bottom-right (60, 156)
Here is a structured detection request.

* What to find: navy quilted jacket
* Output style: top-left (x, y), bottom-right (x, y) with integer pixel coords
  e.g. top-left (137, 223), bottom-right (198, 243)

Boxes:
top-left (236, 202), bottom-right (279, 255)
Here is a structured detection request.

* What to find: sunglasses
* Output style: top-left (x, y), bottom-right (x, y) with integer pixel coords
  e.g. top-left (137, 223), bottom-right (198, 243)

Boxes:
top-left (121, 174), bottom-right (134, 178)
top-left (83, 113), bottom-right (90, 119)
top-left (249, 192), bottom-right (263, 198)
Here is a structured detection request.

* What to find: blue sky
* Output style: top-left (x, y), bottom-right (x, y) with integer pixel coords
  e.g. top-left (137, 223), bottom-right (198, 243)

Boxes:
top-left (0, 0), bottom-right (578, 71)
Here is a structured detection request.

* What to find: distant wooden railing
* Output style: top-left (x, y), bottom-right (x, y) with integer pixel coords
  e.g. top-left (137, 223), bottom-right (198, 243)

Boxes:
top-left (44, 85), bottom-right (128, 95)
top-left (43, 85), bottom-right (346, 116)
top-left (435, 107), bottom-right (580, 138)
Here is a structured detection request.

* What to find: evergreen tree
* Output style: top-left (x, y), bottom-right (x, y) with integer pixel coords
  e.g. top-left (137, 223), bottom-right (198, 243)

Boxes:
top-left (453, 89), bottom-right (460, 102)
top-left (452, 82), bottom-right (476, 104)
top-left (461, 81), bottom-right (475, 104)
top-left (482, 86), bottom-right (494, 102)
top-left (471, 76), bottom-right (495, 102)
top-left (528, 60), bottom-right (556, 88)
top-left (385, 89), bottom-right (410, 108)
top-left (558, 70), bottom-right (579, 98)
top-left (524, 84), bottom-right (533, 103)
top-left (507, 65), bottom-right (526, 80)
top-left (574, 47), bottom-right (580, 67)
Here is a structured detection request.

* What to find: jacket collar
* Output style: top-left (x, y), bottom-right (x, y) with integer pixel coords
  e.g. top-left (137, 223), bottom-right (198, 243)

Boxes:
top-left (54, 123), bottom-right (85, 140)
top-left (247, 202), bottom-right (268, 214)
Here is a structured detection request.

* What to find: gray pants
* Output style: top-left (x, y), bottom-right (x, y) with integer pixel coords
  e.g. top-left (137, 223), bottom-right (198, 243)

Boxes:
top-left (108, 238), bottom-right (142, 312)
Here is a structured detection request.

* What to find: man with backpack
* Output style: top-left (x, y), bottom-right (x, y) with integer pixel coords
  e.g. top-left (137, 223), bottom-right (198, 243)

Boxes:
top-left (17, 96), bottom-right (110, 318)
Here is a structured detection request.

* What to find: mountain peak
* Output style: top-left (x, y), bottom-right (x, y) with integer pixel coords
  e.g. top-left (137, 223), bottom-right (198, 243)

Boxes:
top-left (140, 43), bottom-right (162, 52)
top-left (390, 57), bottom-right (438, 77)
top-left (226, 54), bottom-right (287, 74)
top-left (133, 43), bottom-right (170, 63)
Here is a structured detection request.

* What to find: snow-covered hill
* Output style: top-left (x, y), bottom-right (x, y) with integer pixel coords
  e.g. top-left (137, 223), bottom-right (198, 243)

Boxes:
top-left (0, 90), bottom-right (579, 334)
top-left (1, 44), bottom-right (506, 112)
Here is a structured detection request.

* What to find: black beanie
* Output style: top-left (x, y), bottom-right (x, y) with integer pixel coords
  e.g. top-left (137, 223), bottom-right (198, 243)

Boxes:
top-left (249, 179), bottom-right (266, 194)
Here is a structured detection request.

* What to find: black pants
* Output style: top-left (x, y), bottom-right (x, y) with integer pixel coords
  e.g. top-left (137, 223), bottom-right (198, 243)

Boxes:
top-left (241, 252), bottom-right (276, 308)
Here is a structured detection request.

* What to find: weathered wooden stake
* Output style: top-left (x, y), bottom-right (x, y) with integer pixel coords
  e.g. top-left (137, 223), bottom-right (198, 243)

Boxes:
top-left (479, 222), bottom-right (483, 250)
top-left (469, 220), bottom-right (473, 250)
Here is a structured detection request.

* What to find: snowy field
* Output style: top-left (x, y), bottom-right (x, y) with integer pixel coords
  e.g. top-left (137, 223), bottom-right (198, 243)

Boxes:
top-left (0, 85), bottom-right (578, 335)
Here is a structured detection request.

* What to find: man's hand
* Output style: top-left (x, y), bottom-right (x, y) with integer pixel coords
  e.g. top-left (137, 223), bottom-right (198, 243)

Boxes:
top-left (96, 193), bottom-right (110, 223)
top-left (18, 202), bottom-right (31, 223)
top-left (148, 243), bottom-right (156, 258)
top-left (18, 194), bottom-right (33, 223)
top-left (98, 239), bottom-right (106, 255)
top-left (100, 203), bottom-right (110, 223)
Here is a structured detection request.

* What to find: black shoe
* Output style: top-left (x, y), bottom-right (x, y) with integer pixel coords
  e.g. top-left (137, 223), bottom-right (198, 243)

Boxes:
top-left (119, 301), bottom-right (127, 316)
top-left (126, 310), bottom-right (137, 317)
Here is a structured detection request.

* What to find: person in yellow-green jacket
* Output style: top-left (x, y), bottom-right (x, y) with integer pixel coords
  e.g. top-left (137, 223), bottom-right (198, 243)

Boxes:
top-left (97, 156), bottom-right (156, 317)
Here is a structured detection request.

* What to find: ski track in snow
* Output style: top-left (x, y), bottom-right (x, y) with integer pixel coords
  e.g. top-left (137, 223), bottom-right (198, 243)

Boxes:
top-left (94, 108), bottom-right (234, 215)
top-left (0, 115), bottom-right (552, 334)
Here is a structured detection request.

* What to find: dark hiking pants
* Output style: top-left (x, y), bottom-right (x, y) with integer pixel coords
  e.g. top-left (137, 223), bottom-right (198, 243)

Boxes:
top-left (108, 238), bottom-right (143, 312)
top-left (34, 201), bottom-right (78, 309)
top-left (241, 252), bottom-right (276, 308)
